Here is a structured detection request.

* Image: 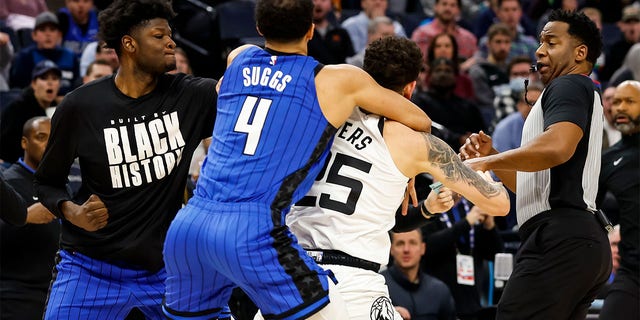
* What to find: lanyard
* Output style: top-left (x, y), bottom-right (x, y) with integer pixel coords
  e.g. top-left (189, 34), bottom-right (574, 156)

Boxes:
top-left (440, 198), bottom-right (475, 250)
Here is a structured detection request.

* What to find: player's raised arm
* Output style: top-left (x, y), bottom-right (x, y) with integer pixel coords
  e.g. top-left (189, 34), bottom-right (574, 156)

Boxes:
top-left (316, 64), bottom-right (431, 133)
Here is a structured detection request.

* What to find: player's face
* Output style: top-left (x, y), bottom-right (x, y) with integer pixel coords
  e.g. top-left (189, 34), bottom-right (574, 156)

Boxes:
top-left (131, 18), bottom-right (176, 75)
top-left (535, 21), bottom-right (582, 85)
top-left (611, 82), bottom-right (640, 135)
top-left (390, 230), bottom-right (425, 270)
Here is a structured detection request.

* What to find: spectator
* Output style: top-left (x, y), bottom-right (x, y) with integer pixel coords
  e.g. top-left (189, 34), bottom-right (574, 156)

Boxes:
top-left (79, 40), bottom-right (118, 76)
top-left (9, 11), bottom-right (78, 95)
top-left (383, 228), bottom-right (456, 320)
top-left (0, 31), bottom-right (13, 91)
top-left (0, 60), bottom-right (60, 164)
top-left (57, 0), bottom-right (99, 57)
top-left (609, 42), bottom-right (640, 86)
top-left (307, 0), bottom-right (354, 64)
top-left (411, 0), bottom-right (477, 60)
top-left (602, 85), bottom-right (622, 149)
top-left (473, 0), bottom-right (536, 40)
top-left (600, 5), bottom-right (640, 82)
top-left (0, 0), bottom-right (48, 32)
top-left (468, 22), bottom-right (512, 126)
top-left (168, 47), bottom-right (192, 75)
top-left (421, 198), bottom-right (504, 320)
top-left (82, 59), bottom-right (113, 84)
top-left (491, 56), bottom-right (534, 130)
top-left (0, 116), bottom-right (59, 320)
top-left (346, 15), bottom-right (395, 67)
top-left (341, 0), bottom-right (406, 53)
top-left (412, 57), bottom-right (487, 149)
top-left (422, 33), bottom-right (475, 100)
top-left (477, 0), bottom-right (538, 63)
top-left (597, 80), bottom-right (640, 320)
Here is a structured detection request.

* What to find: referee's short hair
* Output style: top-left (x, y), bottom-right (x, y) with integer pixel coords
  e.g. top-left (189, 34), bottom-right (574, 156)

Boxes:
top-left (548, 9), bottom-right (602, 65)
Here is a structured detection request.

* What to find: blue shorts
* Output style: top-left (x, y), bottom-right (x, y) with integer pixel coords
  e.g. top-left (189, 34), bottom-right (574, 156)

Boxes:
top-left (44, 250), bottom-right (166, 319)
top-left (163, 197), bottom-right (331, 320)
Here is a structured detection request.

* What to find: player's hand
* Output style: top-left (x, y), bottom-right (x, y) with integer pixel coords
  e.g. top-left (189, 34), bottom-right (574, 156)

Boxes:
top-left (425, 186), bottom-right (454, 214)
top-left (401, 177), bottom-right (418, 216)
top-left (25, 203), bottom-right (56, 224)
top-left (459, 130), bottom-right (494, 160)
top-left (395, 306), bottom-right (411, 320)
top-left (63, 195), bottom-right (109, 231)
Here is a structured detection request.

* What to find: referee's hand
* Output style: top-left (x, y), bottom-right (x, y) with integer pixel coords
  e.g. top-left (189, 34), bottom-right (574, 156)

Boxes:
top-left (62, 195), bottom-right (109, 231)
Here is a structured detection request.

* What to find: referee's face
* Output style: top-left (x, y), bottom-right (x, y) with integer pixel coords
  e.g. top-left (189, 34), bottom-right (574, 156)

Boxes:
top-left (535, 21), bottom-right (585, 85)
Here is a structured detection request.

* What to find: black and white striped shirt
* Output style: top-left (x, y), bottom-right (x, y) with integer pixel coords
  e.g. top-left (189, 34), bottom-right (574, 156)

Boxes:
top-left (516, 75), bottom-right (603, 225)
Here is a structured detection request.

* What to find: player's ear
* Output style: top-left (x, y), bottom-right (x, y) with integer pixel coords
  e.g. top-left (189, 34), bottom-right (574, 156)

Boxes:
top-left (122, 35), bottom-right (135, 53)
top-left (403, 81), bottom-right (417, 99)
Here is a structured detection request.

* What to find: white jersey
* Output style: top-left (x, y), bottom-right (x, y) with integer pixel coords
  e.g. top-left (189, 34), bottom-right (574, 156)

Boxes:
top-left (287, 108), bottom-right (409, 266)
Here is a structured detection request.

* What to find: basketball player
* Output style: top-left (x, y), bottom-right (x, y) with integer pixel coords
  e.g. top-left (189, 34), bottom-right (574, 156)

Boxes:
top-left (34, 0), bottom-right (220, 318)
top-left (161, 0), bottom-right (432, 319)
top-left (286, 36), bottom-right (510, 320)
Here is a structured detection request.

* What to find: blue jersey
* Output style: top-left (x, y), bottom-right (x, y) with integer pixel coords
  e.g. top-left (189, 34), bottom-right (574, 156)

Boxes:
top-left (196, 46), bottom-right (335, 216)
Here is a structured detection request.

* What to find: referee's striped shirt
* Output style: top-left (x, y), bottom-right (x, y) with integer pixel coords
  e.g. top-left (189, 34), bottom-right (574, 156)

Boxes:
top-left (516, 75), bottom-right (603, 226)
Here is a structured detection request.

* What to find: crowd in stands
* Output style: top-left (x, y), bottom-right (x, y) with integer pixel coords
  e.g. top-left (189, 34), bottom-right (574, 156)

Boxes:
top-left (0, 0), bottom-right (638, 319)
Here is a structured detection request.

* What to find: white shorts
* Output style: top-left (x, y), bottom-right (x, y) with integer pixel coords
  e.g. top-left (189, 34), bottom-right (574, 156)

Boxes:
top-left (326, 264), bottom-right (403, 320)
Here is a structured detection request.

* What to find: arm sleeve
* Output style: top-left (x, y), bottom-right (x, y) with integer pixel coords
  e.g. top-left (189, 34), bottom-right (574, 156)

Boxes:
top-left (0, 171), bottom-right (27, 226)
top-left (34, 96), bottom-right (79, 219)
top-left (392, 200), bottom-right (442, 232)
top-left (541, 76), bottom-right (592, 132)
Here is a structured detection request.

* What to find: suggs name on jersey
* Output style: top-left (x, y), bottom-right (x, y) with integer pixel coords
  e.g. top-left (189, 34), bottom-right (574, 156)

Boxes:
top-left (242, 66), bottom-right (292, 92)
top-left (337, 121), bottom-right (372, 150)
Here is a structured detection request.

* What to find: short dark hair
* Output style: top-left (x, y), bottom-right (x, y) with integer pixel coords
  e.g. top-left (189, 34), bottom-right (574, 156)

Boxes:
top-left (98, 0), bottom-right (175, 56)
top-left (22, 116), bottom-right (49, 137)
top-left (507, 55), bottom-right (533, 74)
top-left (435, 0), bottom-right (462, 8)
top-left (548, 9), bottom-right (602, 65)
top-left (255, 0), bottom-right (313, 43)
top-left (497, 0), bottom-right (521, 9)
top-left (86, 59), bottom-right (113, 76)
top-left (487, 22), bottom-right (512, 41)
top-left (363, 36), bottom-right (423, 93)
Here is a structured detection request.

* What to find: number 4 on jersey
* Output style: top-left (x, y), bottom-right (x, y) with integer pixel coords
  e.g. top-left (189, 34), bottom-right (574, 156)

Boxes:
top-left (234, 96), bottom-right (272, 155)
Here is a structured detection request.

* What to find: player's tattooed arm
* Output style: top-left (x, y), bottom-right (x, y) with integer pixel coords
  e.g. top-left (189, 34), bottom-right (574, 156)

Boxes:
top-left (420, 133), bottom-right (505, 199)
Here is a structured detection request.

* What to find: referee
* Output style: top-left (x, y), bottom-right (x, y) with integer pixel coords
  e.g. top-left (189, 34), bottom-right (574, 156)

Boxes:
top-left (460, 10), bottom-right (611, 319)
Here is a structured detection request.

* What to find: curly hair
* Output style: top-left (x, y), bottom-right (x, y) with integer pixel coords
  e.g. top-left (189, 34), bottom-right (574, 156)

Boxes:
top-left (363, 36), bottom-right (423, 93)
top-left (98, 0), bottom-right (175, 55)
top-left (255, 0), bottom-right (313, 43)
top-left (548, 9), bottom-right (602, 65)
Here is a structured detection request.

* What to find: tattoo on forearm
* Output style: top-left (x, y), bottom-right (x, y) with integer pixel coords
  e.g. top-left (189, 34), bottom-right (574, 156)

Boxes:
top-left (421, 133), bottom-right (503, 199)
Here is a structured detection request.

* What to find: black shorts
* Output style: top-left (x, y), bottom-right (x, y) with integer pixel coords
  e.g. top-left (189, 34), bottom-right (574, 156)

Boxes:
top-left (496, 208), bottom-right (612, 320)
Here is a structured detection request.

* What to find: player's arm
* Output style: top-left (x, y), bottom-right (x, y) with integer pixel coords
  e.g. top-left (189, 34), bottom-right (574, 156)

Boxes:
top-left (465, 121), bottom-right (583, 174)
top-left (416, 133), bottom-right (509, 216)
top-left (35, 96), bottom-right (109, 231)
top-left (317, 64), bottom-right (431, 132)
top-left (0, 172), bottom-right (27, 226)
